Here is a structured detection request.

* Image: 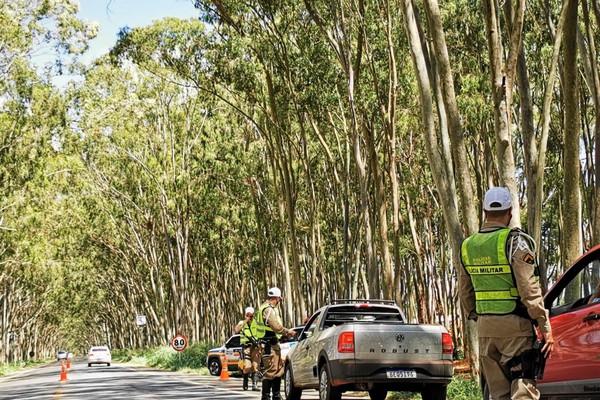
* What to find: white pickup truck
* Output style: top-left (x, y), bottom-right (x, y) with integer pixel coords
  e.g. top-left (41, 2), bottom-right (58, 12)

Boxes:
top-left (284, 300), bottom-right (454, 400)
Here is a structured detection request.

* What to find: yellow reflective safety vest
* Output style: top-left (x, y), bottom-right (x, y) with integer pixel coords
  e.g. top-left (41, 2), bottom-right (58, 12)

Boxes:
top-left (240, 319), bottom-right (257, 344)
top-left (255, 302), bottom-right (282, 340)
top-left (461, 228), bottom-right (522, 315)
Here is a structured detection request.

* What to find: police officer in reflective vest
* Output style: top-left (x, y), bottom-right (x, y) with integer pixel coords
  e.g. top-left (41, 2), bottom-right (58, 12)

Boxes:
top-left (255, 287), bottom-right (296, 400)
top-left (234, 306), bottom-right (260, 391)
top-left (460, 187), bottom-right (554, 400)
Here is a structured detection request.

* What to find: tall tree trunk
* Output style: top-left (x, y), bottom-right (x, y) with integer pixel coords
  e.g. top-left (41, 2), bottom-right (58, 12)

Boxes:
top-left (482, 0), bottom-right (524, 225)
top-left (423, 0), bottom-right (477, 233)
top-left (562, 0), bottom-right (583, 295)
top-left (422, 0), bottom-right (480, 375)
top-left (533, 2), bottom-right (569, 292)
top-left (381, 0), bottom-right (402, 305)
top-left (582, 1), bottom-right (600, 247)
top-left (401, 0), bottom-right (478, 378)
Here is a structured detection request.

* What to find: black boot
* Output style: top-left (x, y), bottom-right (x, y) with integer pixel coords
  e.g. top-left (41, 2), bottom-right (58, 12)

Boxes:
top-left (252, 372), bottom-right (259, 391)
top-left (271, 377), bottom-right (282, 400)
top-left (261, 379), bottom-right (272, 400)
top-left (243, 373), bottom-right (249, 390)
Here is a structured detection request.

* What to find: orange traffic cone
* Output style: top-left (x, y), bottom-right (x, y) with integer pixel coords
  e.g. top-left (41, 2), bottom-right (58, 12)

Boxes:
top-left (66, 359), bottom-right (71, 370)
top-left (218, 354), bottom-right (229, 380)
top-left (60, 364), bottom-right (68, 382)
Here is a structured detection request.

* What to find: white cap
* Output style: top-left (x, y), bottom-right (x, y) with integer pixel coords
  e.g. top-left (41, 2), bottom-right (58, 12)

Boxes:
top-left (245, 307), bottom-right (254, 314)
top-left (483, 187), bottom-right (512, 211)
top-left (267, 287), bottom-right (282, 298)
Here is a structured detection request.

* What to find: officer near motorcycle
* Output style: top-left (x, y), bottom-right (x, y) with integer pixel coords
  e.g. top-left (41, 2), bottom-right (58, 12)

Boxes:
top-left (255, 287), bottom-right (296, 400)
top-left (460, 187), bottom-right (554, 400)
top-left (234, 306), bottom-right (260, 391)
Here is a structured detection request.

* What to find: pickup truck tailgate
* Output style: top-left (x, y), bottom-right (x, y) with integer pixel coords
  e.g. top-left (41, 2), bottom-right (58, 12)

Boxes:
top-left (328, 322), bottom-right (453, 384)
top-left (353, 323), bottom-right (448, 361)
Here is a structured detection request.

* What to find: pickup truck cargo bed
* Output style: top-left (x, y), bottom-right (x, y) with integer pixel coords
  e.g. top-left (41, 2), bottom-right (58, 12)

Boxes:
top-left (284, 300), bottom-right (453, 400)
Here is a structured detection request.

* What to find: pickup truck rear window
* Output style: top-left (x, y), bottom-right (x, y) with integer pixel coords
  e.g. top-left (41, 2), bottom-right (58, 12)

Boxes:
top-left (323, 305), bottom-right (405, 328)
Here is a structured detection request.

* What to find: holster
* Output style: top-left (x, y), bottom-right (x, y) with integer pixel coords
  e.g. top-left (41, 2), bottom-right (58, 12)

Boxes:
top-left (259, 337), bottom-right (278, 356)
top-left (259, 339), bottom-right (272, 355)
top-left (508, 340), bottom-right (547, 381)
top-left (242, 344), bottom-right (253, 360)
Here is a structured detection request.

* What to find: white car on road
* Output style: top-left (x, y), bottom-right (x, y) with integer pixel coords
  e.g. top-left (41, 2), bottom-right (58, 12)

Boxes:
top-left (88, 345), bottom-right (111, 367)
top-left (56, 350), bottom-right (67, 362)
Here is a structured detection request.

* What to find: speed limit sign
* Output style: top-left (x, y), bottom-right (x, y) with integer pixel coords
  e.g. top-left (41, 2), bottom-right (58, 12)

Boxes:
top-left (171, 334), bottom-right (188, 352)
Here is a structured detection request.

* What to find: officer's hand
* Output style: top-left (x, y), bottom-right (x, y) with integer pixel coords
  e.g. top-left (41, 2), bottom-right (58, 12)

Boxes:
top-left (541, 331), bottom-right (554, 357)
top-left (288, 329), bottom-right (296, 336)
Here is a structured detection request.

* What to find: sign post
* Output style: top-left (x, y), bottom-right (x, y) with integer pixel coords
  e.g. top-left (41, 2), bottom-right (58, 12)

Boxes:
top-left (171, 334), bottom-right (188, 369)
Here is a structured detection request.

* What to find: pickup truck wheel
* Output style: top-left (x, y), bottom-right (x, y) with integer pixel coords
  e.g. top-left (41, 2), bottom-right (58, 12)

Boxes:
top-left (421, 384), bottom-right (447, 400)
top-left (319, 365), bottom-right (341, 400)
top-left (284, 364), bottom-right (302, 400)
top-left (368, 387), bottom-right (387, 400)
top-left (208, 357), bottom-right (222, 376)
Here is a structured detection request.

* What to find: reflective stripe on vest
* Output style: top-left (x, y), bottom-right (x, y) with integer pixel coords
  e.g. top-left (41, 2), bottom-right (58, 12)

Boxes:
top-left (461, 228), bottom-right (520, 315)
top-left (255, 302), bottom-right (282, 339)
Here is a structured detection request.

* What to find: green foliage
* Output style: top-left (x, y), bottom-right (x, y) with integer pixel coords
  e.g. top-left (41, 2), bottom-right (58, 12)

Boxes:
top-left (0, 359), bottom-right (46, 377)
top-left (388, 375), bottom-right (480, 400)
top-left (446, 376), bottom-right (482, 399)
top-left (387, 392), bottom-right (421, 400)
top-left (0, 0), bottom-right (100, 362)
top-left (112, 342), bottom-right (218, 373)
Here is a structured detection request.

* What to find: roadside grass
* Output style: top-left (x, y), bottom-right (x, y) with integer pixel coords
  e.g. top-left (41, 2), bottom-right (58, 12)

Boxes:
top-left (445, 375), bottom-right (481, 400)
top-left (388, 375), bottom-right (480, 400)
top-left (0, 359), bottom-right (46, 377)
top-left (112, 341), bottom-right (217, 374)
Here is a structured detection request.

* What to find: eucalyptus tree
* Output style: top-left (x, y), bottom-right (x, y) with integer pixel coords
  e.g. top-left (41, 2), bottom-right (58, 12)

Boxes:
top-left (578, 1), bottom-right (600, 249)
top-left (194, 1), bottom-right (363, 318)
top-left (297, 0), bottom-right (390, 301)
top-left (76, 57), bottom-right (203, 343)
top-left (195, 0), bottom-right (447, 317)
top-left (396, 0), bottom-right (486, 376)
top-left (517, 1), bottom-right (567, 291)
top-left (192, 1), bottom-right (479, 339)
top-left (0, 0), bottom-right (96, 363)
top-left (72, 17), bottom-right (272, 343)
top-left (480, 0), bottom-right (524, 222)
top-left (561, 0), bottom-right (583, 302)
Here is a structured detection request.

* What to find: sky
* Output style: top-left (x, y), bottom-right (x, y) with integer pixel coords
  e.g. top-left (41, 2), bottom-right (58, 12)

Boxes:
top-left (76, 0), bottom-right (200, 64)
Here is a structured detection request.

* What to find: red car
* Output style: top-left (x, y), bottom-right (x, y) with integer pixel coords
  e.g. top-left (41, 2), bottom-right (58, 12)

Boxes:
top-left (483, 245), bottom-right (600, 399)
top-left (537, 245), bottom-right (600, 398)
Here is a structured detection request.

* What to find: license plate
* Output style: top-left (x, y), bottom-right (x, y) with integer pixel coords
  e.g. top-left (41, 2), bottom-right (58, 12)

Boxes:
top-left (386, 369), bottom-right (417, 378)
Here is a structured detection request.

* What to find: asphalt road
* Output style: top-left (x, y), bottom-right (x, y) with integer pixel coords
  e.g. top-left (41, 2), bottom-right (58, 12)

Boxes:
top-left (0, 360), bottom-right (368, 399)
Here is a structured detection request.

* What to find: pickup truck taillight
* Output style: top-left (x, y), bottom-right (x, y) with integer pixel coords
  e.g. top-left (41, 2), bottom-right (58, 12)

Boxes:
top-left (338, 331), bottom-right (355, 353)
top-left (442, 333), bottom-right (453, 355)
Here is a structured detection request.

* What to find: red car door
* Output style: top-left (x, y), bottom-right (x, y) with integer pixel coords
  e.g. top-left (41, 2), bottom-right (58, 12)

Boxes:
top-left (541, 304), bottom-right (600, 382)
top-left (537, 245), bottom-right (600, 398)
